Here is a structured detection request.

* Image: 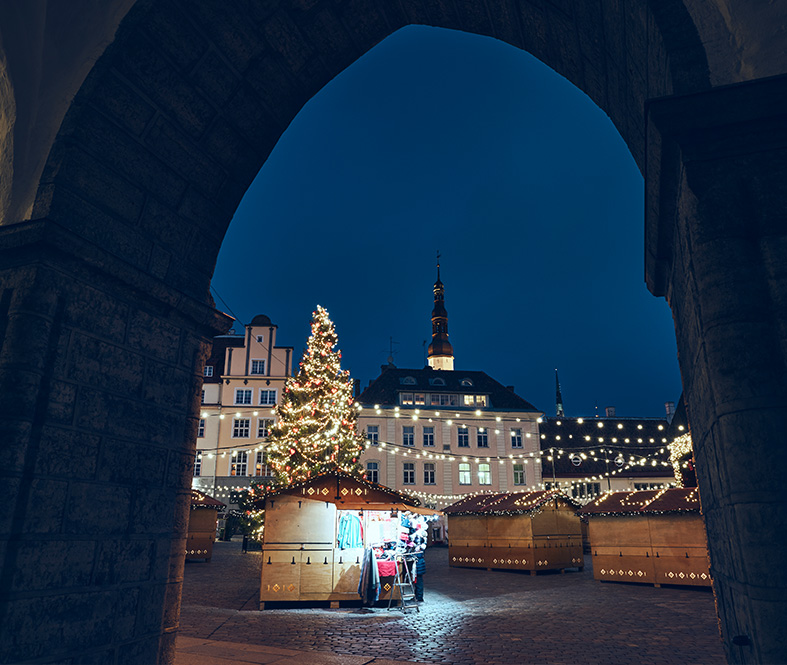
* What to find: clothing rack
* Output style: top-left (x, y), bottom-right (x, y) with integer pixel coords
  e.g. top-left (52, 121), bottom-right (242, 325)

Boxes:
top-left (387, 553), bottom-right (420, 613)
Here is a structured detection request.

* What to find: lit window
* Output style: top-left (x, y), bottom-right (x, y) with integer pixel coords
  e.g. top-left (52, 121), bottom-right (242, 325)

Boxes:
top-left (477, 430), bottom-right (489, 448)
top-left (203, 365), bottom-right (213, 378)
top-left (366, 425), bottom-right (379, 445)
top-left (459, 463), bottom-right (471, 485)
top-left (423, 462), bottom-right (436, 485)
top-left (193, 452), bottom-right (202, 477)
top-left (463, 395), bottom-right (475, 406)
top-left (232, 418), bottom-right (250, 438)
top-left (235, 389), bottom-right (252, 405)
top-left (476, 395), bottom-right (488, 407)
top-left (414, 393), bottom-right (425, 405)
top-left (478, 463), bottom-right (491, 485)
top-left (403, 462), bottom-right (415, 485)
top-left (366, 461), bottom-right (379, 484)
top-left (403, 426), bottom-right (414, 447)
top-left (257, 419), bottom-right (272, 438)
top-left (430, 393), bottom-right (456, 406)
top-left (250, 359), bottom-right (265, 375)
top-left (255, 450), bottom-right (273, 477)
top-left (197, 419), bottom-right (205, 438)
top-left (423, 426), bottom-right (434, 447)
top-left (401, 393), bottom-right (414, 405)
top-left (231, 451), bottom-right (248, 476)
top-left (510, 428), bottom-right (522, 448)
top-left (259, 389), bottom-right (276, 405)
top-left (458, 427), bottom-right (469, 448)
top-left (513, 464), bottom-right (525, 485)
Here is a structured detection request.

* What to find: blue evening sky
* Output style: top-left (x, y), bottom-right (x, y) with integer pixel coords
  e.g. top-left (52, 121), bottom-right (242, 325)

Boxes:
top-left (212, 25), bottom-right (682, 418)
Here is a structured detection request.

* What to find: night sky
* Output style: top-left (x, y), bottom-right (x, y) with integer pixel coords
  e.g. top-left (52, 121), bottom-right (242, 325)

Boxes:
top-left (211, 26), bottom-right (682, 418)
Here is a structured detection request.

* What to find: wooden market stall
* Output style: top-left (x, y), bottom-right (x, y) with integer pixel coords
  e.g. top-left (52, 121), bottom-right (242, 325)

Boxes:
top-left (254, 470), bottom-right (440, 608)
top-left (187, 489), bottom-right (225, 561)
top-left (580, 487), bottom-right (711, 587)
top-left (443, 490), bottom-right (584, 574)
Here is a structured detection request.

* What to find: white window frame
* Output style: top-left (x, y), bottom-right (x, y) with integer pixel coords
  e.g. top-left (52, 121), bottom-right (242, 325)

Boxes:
top-left (366, 425), bottom-right (379, 445)
top-left (250, 359), bottom-right (265, 375)
top-left (366, 461), bottom-right (379, 484)
top-left (513, 463), bottom-right (526, 485)
top-left (423, 462), bottom-right (436, 485)
top-left (458, 462), bottom-right (471, 485)
top-left (257, 418), bottom-right (272, 439)
top-left (259, 389), bottom-right (276, 405)
top-left (193, 452), bottom-right (201, 477)
top-left (423, 426), bottom-right (434, 447)
top-left (197, 419), bottom-right (205, 438)
top-left (401, 393), bottom-right (414, 405)
top-left (203, 365), bottom-right (213, 378)
top-left (256, 334), bottom-right (264, 343)
top-left (231, 450), bottom-right (248, 476)
top-left (511, 428), bottom-right (523, 448)
top-left (477, 430), bottom-right (489, 448)
top-left (457, 427), bottom-right (469, 448)
top-left (403, 426), bottom-right (414, 447)
top-left (232, 418), bottom-right (250, 438)
top-left (235, 388), bottom-right (252, 405)
top-left (255, 450), bottom-right (272, 477)
top-left (403, 462), bottom-right (415, 485)
top-left (478, 462), bottom-right (491, 485)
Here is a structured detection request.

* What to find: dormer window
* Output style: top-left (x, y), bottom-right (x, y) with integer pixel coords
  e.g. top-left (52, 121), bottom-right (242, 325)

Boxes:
top-left (400, 376), bottom-right (417, 385)
top-left (429, 377), bottom-right (446, 386)
top-left (460, 378), bottom-right (473, 387)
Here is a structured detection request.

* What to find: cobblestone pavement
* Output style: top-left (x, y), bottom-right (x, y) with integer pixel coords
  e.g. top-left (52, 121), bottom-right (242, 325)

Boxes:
top-left (179, 540), bottom-right (725, 665)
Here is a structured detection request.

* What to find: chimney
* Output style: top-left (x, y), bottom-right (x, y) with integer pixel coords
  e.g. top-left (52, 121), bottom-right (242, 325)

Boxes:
top-left (605, 406), bottom-right (616, 417)
top-left (353, 378), bottom-right (361, 398)
top-left (665, 401), bottom-right (676, 423)
top-left (506, 385), bottom-right (515, 392)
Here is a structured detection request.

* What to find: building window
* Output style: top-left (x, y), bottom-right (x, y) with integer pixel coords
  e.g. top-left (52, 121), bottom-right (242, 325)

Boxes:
top-left (197, 419), bottom-right (205, 438)
top-left (414, 393), bottom-right (425, 405)
top-left (235, 389), bottom-right (252, 405)
top-left (459, 463), bottom-right (471, 485)
top-left (401, 393), bottom-right (414, 405)
top-left (232, 418), bottom-right (250, 438)
top-left (423, 462), bottom-right (436, 485)
top-left (256, 335), bottom-right (264, 343)
top-left (255, 451), bottom-right (273, 476)
top-left (251, 359), bottom-right (265, 374)
top-left (257, 419), bottom-right (272, 438)
top-left (193, 452), bottom-right (201, 477)
top-left (231, 451), bottom-right (248, 476)
top-left (513, 464), bottom-right (526, 485)
top-left (429, 377), bottom-right (446, 386)
top-left (573, 482), bottom-right (602, 498)
top-left (259, 389), bottom-right (276, 405)
top-left (366, 461), bottom-right (379, 484)
top-left (403, 462), bottom-right (415, 485)
top-left (201, 390), bottom-right (205, 404)
top-left (478, 463), bottom-right (491, 485)
top-left (460, 378), bottom-right (473, 386)
top-left (423, 426), bottom-right (434, 447)
top-left (403, 426), bottom-right (414, 447)
top-left (366, 425), bottom-right (379, 445)
top-left (203, 365), bottom-right (213, 378)
top-left (401, 376), bottom-right (417, 385)
top-left (477, 429), bottom-right (489, 447)
top-left (458, 427), bottom-right (469, 447)
top-left (476, 395), bottom-right (488, 407)
top-left (510, 428), bottom-right (523, 448)
top-left (430, 393), bottom-right (457, 406)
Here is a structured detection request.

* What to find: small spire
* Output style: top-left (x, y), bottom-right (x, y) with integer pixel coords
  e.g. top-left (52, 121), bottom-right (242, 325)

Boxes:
top-left (427, 253), bottom-right (453, 371)
top-left (555, 369), bottom-right (565, 417)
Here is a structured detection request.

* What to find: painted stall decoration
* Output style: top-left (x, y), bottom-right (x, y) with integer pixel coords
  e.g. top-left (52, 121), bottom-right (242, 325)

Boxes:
top-left (443, 490), bottom-right (584, 575)
top-left (580, 488), bottom-right (711, 587)
top-left (253, 470), bottom-right (440, 608)
top-left (187, 490), bottom-right (225, 561)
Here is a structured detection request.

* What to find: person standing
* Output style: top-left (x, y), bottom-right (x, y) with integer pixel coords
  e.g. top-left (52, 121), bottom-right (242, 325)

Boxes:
top-left (413, 548), bottom-right (426, 602)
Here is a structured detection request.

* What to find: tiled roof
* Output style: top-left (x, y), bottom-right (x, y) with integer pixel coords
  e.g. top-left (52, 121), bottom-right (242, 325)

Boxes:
top-left (357, 367), bottom-right (540, 412)
top-left (204, 334), bottom-right (244, 383)
top-left (538, 416), bottom-right (674, 479)
top-left (443, 490), bottom-right (579, 516)
top-left (580, 487), bottom-right (701, 516)
top-left (190, 489), bottom-right (226, 509)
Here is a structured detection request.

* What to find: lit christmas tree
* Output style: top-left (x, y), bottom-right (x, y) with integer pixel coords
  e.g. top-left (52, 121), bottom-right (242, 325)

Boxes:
top-left (265, 306), bottom-right (365, 485)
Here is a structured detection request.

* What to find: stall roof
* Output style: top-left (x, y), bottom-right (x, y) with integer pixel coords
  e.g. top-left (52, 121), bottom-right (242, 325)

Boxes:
top-left (443, 490), bottom-right (580, 516)
top-left (252, 470), bottom-right (441, 513)
top-left (580, 487), bottom-right (701, 516)
top-left (190, 489), bottom-right (226, 510)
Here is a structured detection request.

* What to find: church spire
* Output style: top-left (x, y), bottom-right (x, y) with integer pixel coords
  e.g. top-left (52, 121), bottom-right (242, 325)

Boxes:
top-left (427, 252), bottom-right (454, 371)
top-left (555, 368), bottom-right (565, 417)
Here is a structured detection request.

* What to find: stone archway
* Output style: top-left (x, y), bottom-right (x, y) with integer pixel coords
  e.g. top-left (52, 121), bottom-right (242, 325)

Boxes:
top-left (1, 2), bottom-right (786, 664)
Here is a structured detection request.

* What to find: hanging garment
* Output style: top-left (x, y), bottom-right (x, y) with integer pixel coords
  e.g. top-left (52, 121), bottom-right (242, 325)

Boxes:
top-left (337, 512), bottom-right (363, 549)
top-left (358, 548), bottom-right (381, 605)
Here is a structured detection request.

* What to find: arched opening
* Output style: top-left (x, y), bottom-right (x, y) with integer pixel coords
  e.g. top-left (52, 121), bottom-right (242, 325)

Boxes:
top-left (1, 3), bottom-right (786, 664)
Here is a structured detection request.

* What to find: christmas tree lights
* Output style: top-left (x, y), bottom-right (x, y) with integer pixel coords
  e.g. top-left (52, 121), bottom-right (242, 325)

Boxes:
top-left (265, 306), bottom-right (364, 486)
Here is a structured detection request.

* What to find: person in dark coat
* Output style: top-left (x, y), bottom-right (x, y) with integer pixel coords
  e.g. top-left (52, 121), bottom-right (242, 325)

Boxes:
top-left (413, 548), bottom-right (426, 602)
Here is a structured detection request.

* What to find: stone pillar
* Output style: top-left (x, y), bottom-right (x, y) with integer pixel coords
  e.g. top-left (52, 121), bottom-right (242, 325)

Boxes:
top-left (646, 75), bottom-right (787, 665)
top-left (0, 219), bottom-right (230, 664)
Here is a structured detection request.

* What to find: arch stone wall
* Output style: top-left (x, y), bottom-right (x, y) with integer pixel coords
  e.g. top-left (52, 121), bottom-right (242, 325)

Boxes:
top-left (0, 1), bottom-right (786, 664)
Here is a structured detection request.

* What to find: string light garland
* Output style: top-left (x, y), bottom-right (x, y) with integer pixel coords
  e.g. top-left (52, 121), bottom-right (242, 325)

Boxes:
top-left (668, 432), bottom-right (694, 487)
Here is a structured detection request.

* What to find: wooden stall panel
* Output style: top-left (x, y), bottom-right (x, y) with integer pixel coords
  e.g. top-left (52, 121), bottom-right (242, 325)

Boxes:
top-left (531, 509), bottom-right (559, 538)
top-left (449, 515), bottom-right (488, 547)
top-left (588, 516), bottom-right (651, 549)
top-left (488, 547), bottom-right (534, 571)
top-left (332, 558), bottom-right (361, 596)
top-left (649, 514), bottom-right (709, 550)
top-left (300, 549), bottom-right (334, 599)
top-left (554, 507), bottom-right (583, 536)
top-left (449, 545), bottom-right (488, 568)
top-left (265, 496), bottom-right (336, 546)
top-left (260, 550), bottom-right (302, 602)
top-left (593, 554), bottom-right (656, 584)
top-left (653, 554), bottom-right (712, 586)
top-left (486, 516), bottom-right (529, 547)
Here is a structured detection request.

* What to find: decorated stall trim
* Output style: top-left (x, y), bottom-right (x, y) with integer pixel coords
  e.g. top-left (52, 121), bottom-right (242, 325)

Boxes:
top-left (443, 490), bottom-right (584, 574)
top-left (580, 487), bottom-right (711, 587)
